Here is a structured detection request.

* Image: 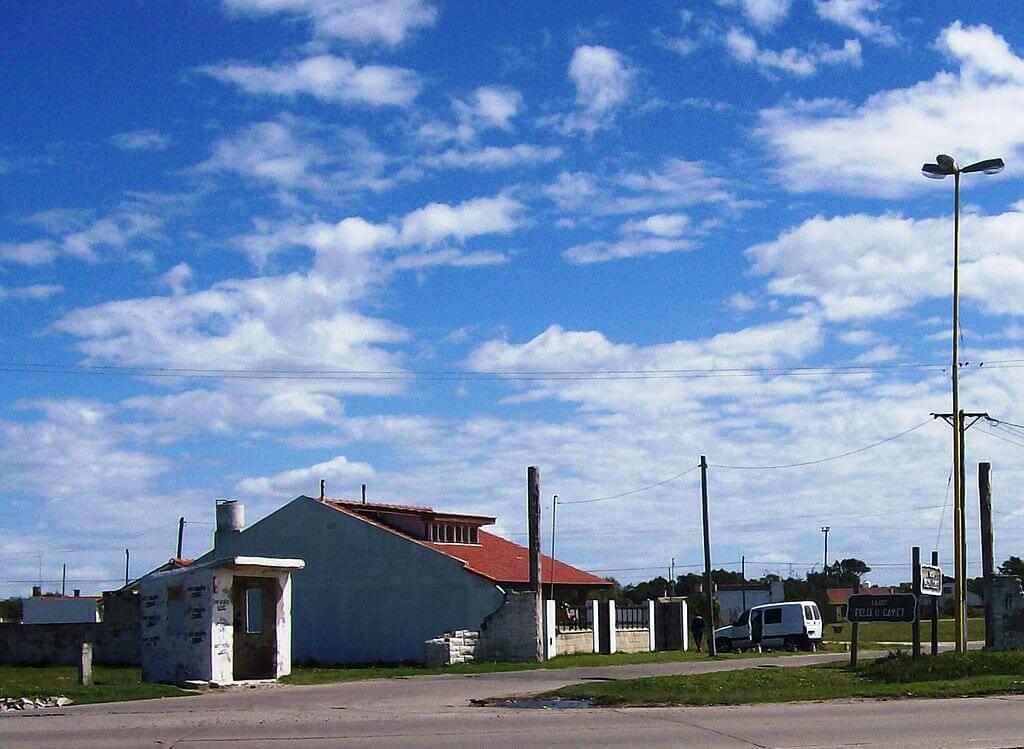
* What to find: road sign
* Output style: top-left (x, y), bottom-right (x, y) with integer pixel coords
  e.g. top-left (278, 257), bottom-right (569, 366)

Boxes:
top-left (919, 564), bottom-right (942, 596)
top-left (846, 593), bottom-right (918, 623)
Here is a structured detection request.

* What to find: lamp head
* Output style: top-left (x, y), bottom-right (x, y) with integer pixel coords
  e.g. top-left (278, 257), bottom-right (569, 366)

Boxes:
top-left (936, 154), bottom-right (957, 170)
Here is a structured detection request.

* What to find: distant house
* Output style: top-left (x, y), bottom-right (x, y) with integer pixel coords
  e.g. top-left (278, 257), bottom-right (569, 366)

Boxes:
top-left (825, 586), bottom-right (893, 623)
top-left (716, 580), bottom-right (785, 623)
top-left (21, 588), bottom-right (101, 624)
top-left (203, 496), bottom-right (611, 664)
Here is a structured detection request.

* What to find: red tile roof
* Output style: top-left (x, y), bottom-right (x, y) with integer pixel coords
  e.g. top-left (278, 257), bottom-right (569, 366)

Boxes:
top-left (424, 530), bottom-right (612, 587)
top-left (319, 499), bottom-right (610, 588)
top-left (826, 586), bottom-right (893, 605)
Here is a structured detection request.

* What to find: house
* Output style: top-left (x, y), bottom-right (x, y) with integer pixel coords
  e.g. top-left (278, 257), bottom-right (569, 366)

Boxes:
top-left (140, 555), bottom-right (304, 685)
top-left (715, 580), bottom-right (785, 624)
top-left (203, 495), bottom-right (611, 664)
top-left (825, 586), bottom-right (893, 623)
top-left (22, 587), bottom-right (101, 624)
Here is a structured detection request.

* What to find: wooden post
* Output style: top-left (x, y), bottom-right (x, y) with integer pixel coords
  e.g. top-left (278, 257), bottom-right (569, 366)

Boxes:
top-left (527, 466), bottom-right (543, 661)
top-left (700, 455), bottom-right (716, 656)
top-left (979, 462), bottom-right (994, 649)
top-left (931, 550), bottom-right (940, 656)
top-left (78, 643), bottom-right (93, 686)
top-left (912, 546), bottom-right (921, 660)
top-left (850, 580), bottom-right (860, 669)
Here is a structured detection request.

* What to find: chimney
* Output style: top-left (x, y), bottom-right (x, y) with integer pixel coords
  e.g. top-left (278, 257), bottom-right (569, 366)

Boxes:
top-left (73, 589), bottom-right (81, 597)
top-left (32, 585), bottom-right (41, 597)
top-left (320, 479), bottom-right (325, 500)
top-left (214, 499), bottom-right (245, 556)
top-left (361, 483), bottom-right (367, 504)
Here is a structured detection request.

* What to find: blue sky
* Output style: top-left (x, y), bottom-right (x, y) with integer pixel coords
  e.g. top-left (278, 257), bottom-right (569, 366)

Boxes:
top-left (3, 0), bottom-right (1024, 595)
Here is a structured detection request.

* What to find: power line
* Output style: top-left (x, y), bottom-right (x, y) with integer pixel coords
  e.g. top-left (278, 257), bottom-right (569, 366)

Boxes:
top-left (559, 465), bottom-right (700, 505)
top-left (708, 420), bottom-right (933, 470)
top-left (0, 359), bottom-right (1021, 382)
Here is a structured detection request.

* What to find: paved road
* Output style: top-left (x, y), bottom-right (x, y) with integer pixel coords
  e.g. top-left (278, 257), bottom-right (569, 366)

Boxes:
top-left (2, 650), bottom-right (1020, 748)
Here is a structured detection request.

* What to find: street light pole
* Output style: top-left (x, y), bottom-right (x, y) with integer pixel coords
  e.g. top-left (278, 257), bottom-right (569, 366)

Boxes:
top-left (922, 153), bottom-right (1004, 654)
top-left (821, 526), bottom-right (830, 580)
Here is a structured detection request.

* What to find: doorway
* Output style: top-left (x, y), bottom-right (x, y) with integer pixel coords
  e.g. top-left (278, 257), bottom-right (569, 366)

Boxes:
top-left (232, 576), bottom-right (278, 680)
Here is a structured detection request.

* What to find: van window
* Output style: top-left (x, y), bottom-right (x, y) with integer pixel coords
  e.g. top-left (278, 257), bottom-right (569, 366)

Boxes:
top-left (812, 604), bottom-right (821, 620)
top-left (763, 608), bottom-right (782, 625)
top-left (804, 605), bottom-right (814, 620)
top-left (734, 610), bottom-right (749, 626)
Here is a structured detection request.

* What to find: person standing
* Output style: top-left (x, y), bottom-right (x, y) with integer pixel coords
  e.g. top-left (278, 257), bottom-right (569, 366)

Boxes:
top-left (691, 614), bottom-right (705, 652)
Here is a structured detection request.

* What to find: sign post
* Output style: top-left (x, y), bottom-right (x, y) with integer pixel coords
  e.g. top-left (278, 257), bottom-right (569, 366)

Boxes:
top-left (917, 556), bottom-right (942, 656)
top-left (847, 589), bottom-right (919, 669)
top-left (930, 552), bottom-right (940, 655)
top-left (912, 547), bottom-right (921, 659)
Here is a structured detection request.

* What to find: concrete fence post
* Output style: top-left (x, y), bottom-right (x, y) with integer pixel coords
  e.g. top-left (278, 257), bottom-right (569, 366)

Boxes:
top-left (647, 600), bottom-right (656, 652)
top-left (78, 643), bottom-right (93, 686)
top-left (681, 599), bottom-right (689, 651)
top-left (544, 599), bottom-right (557, 660)
top-left (608, 600), bottom-right (617, 654)
top-left (591, 600), bottom-right (600, 654)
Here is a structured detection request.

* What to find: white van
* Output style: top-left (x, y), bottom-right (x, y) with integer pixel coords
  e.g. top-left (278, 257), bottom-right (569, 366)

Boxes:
top-left (713, 601), bottom-right (822, 652)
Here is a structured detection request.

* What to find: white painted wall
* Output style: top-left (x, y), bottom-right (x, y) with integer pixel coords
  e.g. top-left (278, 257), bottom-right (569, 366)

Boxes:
top-left (22, 596), bottom-right (100, 624)
top-left (211, 496), bottom-right (507, 665)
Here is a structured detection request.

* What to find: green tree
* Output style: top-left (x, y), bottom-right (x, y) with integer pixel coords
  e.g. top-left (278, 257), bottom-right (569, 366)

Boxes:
top-left (0, 596), bottom-right (23, 621)
top-left (998, 556), bottom-right (1024, 582)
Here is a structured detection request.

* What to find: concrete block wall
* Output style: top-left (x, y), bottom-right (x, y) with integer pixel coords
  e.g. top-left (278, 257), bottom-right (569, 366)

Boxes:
top-left (615, 628), bottom-right (650, 654)
top-left (555, 630), bottom-right (593, 655)
top-left (990, 575), bottom-right (1024, 650)
top-left (479, 590), bottom-right (542, 663)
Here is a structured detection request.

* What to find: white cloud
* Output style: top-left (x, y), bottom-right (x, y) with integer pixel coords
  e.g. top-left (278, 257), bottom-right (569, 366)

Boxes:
top-left (199, 55), bottom-right (420, 106)
top-left (717, 0), bottom-right (792, 29)
top-left (728, 292), bottom-right (759, 311)
top-left (747, 208), bottom-right (1024, 320)
top-left (61, 212), bottom-right (162, 262)
top-left (559, 45), bottom-right (634, 133)
top-left (422, 144), bottom-right (561, 170)
top-left (221, 0), bottom-right (436, 45)
top-left (546, 159), bottom-right (742, 217)
top-left (0, 283), bottom-right (62, 302)
top-left (564, 237), bottom-right (693, 264)
top-left (454, 86), bottom-right (522, 132)
top-left (813, 0), bottom-right (895, 44)
top-left (236, 454), bottom-right (375, 498)
top-left (161, 262), bottom-right (194, 295)
top-left (391, 248), bottom-right (508, 270)
top-left (853, 343), bottom-right (901, 363)
top-left (0, 240), bottom-right (58, 265)
top-left (757, 22), bottom-right (1024, 196)
top-left (725, 28), bottom-right (861, 77)
top-left (111, 129), bottom-right (171, 151)
top-left (620, 213), bottom-right (689, 237)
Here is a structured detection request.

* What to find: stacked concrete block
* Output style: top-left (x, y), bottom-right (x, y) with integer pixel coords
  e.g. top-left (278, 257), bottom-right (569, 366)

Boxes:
top-left (479, 590), bottom-right (541, 663)
top-left (424, 630), bottom-right (481, 667)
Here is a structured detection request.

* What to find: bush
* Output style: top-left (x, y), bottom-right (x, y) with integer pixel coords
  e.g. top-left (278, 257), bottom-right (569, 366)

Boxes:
top-left (862, 650), bottom-right (1024, 684)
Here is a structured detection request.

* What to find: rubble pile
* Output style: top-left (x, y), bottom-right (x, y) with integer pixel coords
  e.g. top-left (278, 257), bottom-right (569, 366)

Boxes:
top-left (0, 696), bottom-right (73, 712)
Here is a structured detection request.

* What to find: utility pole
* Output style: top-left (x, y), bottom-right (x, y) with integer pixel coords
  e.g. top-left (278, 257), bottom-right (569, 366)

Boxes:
top-left (700, 455), bottom-right (716, 656)
top-left (922, 152), bottom-right (1004, 654)
top-left (61, 563), bottom-right (66, 596)
top-left (176, 516), bottom-right (185, 559)
top-left (821, 526), bottom-right (830, 581)
top-left (979, 462), bottom-right (994, 649)
top-left (669, 557), bottom-right (675, 597)
top-left (741, 555), bottom-right (746, 612)
top-left (548, 495), bottom-right (557, 603)
top-left (932, 409), bottom-right (987, 653)
top-left (912, 546), bottom-right (921, 660)
top-left (124, 549), bottom-right (130, 587)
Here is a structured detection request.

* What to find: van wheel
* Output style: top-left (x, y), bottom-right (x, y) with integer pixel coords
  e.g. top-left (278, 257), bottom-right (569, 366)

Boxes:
top-left (783, 636), bottom-right (799, 652)
top-left (715, 637), bottom-right (732, 653)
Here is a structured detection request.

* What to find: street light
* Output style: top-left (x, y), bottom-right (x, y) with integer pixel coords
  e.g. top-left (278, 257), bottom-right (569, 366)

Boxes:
top-left (921, 153), bottom-right (1004, 654)
top-left (821, 526), bottom-right (830, 581)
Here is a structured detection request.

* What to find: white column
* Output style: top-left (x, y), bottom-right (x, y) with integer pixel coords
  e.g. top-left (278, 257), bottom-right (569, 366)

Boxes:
top-left (681, 599), bottom-right (689, 651)
top-left (647, 599), bottom-right (656, 652)
top-left (591, 600), bottom-right (600, 654)
top-left (544, 599), bottom-right (557, 660)
top-left (608, 600), bottom-right (617, 654)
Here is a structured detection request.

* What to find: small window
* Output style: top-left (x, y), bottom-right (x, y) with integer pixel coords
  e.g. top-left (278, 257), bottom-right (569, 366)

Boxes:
top-left (470, 526), bottom-right (478, 544)
top-left (245, 588), bottom-right (263, 634)
top-left (456, 525), bottom-right (465, 543)
top-left (763, 608), bottom-right (782, 625)
top-left (803, 605), bottom-right (814, 620)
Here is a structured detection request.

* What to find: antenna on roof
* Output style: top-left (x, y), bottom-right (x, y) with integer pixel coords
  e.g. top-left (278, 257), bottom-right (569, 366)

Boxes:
top-left (320, 479), bottom-right (325, 500)
top-left (361, 483), bottom-right (367, 504)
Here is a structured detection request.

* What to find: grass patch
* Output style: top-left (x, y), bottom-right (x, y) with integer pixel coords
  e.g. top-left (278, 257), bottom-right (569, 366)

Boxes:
top-left (824, 617), bottom-right (984, 644)
top-left (0, 665), bottom-right (186, 705)
top-left (547, 650), bottom-right (1024, 707)
top-left (282, 647), bottom-right (826, 686)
